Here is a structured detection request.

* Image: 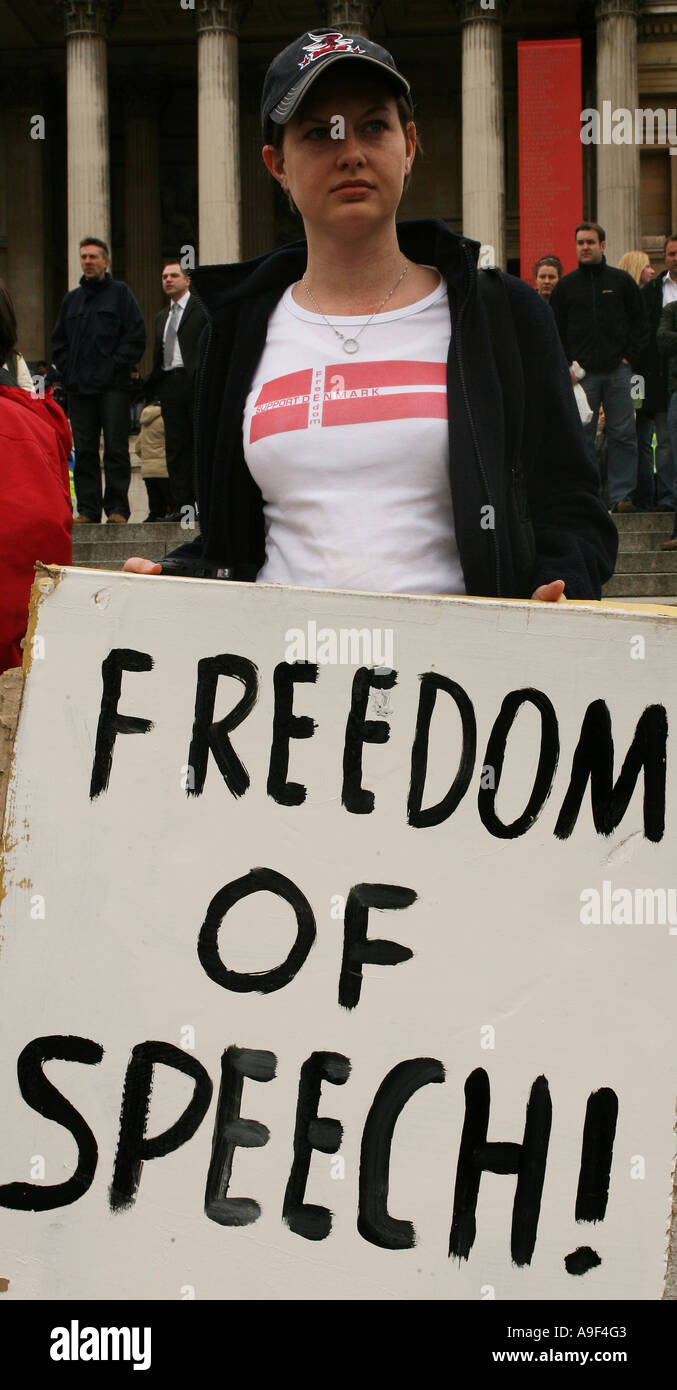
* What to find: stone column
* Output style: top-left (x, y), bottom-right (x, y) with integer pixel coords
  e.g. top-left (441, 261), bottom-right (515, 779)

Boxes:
top-left (5, 72), bottom-right (47, 360)
top-left (321, 2), bottom-right (381, 36)
top-left (595, 0), bottom-right (641, 265)
top-left (458, 0), bottom-right (506, 269)
top-left (124, 85), bottom-right (162, 374)
top-left (196, 2), bottom-right (250, 264)
top-left (62, 1), bottom-right (117, 286)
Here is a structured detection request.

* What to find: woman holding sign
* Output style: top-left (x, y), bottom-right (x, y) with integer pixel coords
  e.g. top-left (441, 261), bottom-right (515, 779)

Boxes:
top-left (124, 27), bottom-right (616, 600)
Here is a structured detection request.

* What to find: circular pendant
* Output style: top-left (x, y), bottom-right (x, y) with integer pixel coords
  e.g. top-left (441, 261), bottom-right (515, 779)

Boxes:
top-left (342, 338), bottom-right (359, 354)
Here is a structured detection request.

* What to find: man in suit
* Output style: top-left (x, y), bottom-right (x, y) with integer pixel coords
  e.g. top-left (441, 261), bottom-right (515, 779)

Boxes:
top-left (638, 234), bottom-right (677, 510)
top-left (146, 260), bottom-right (208, 520)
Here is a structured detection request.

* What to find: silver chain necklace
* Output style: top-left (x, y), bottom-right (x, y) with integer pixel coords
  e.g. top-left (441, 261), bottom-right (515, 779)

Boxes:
top-left (302, 259), bottom-right (409, 354)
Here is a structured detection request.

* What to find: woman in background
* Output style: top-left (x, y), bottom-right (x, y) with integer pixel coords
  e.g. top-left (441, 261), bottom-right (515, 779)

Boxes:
top-left (618, 250), bottom-right (654, 286)
top-left (533, 255), bottom-right (562, 303)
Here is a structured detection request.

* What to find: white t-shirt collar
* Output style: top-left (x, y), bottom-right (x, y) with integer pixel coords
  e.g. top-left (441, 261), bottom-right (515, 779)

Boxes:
top-left (283, 272), bottom-right (445, 326)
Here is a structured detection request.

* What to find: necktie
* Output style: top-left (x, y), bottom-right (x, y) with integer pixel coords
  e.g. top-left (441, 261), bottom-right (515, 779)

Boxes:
top-left (163, 302), bottom-right (179, 369)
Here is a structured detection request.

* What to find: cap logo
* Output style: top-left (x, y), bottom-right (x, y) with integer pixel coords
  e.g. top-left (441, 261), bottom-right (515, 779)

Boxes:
top-left (298, 31), bottom-right (365, 70)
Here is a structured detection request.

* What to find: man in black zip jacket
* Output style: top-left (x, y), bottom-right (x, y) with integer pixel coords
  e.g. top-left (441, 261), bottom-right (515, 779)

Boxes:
top-left (126, 219), bottom-right (616, 600)
top-left (51, 237), bottom-right (146, 524)
top-left (550, 222), bottom-right (648, 514)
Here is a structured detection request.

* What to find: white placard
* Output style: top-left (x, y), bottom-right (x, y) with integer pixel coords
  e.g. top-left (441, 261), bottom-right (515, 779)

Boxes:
top-left (0, 567), bottom-right (675, 1301)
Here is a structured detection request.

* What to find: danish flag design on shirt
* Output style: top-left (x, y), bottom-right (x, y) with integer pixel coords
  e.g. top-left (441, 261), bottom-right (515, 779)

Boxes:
top-left (249, 359), bottom-right (448, 443)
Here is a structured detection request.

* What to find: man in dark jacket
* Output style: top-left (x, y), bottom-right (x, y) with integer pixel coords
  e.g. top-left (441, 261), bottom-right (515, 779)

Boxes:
top-left (638, 234), bottom-right (677, 509)
top-left (656, 297), bottom-right (677, 551)
top-left (144, 260), bottom-right (208, 520)
top-left (550, 222), bottom-right (649, 513)
top-left (127, 219), bottom-right (616, 600)
top-left (51, 237), bottom-right (146, 523)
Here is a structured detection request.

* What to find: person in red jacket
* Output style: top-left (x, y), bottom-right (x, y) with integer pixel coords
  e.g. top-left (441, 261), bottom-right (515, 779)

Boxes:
top-left (0, 281), bottom-right (73, 673)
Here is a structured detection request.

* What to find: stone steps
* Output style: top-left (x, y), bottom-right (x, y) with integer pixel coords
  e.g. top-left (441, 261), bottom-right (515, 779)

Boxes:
top-left (71, 521), bottom-right (198, 571)
top-left (604, 511), bottom-right (677, 598)
top-left (603, 575), bottom-right (677, 598)
top-left (69, 512), bottom-right (677, 598)
top-left (615, 534), bottom-right (673, 552)
top-left (613, 512), bottom-right (674, 533)
top-left (611, 550), bottom-right (677, 572)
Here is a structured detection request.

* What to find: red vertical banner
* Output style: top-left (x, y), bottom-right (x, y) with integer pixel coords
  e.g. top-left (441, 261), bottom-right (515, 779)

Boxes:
top-left (518, 39), bottom-right (583, 285)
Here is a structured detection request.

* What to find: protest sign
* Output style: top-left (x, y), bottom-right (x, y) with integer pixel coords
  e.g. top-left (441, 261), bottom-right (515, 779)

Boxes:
top-left (0, 565), bottom-right (675, 1300)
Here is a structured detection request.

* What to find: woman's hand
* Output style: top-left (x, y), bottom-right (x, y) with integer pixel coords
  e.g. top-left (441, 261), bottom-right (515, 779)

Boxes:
top-left (122, 557), bottom-right (162, 575)
top-left (531, 580), bottom-right (567, 602)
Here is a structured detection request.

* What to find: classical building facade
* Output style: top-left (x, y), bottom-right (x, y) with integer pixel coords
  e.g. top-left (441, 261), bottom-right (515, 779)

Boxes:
top-left (1, 0), bottom-right (676, 364)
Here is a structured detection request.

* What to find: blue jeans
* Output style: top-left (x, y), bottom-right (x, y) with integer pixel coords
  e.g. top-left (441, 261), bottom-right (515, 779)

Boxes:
top-left (668, 394), bottom-right (677, 536)
top-left (582, 363), bottom-right (638, 509)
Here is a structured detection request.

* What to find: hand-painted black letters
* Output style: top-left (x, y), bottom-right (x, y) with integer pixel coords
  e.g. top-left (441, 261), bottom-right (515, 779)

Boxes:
top-left (565, 1086), bottom-right (619, 1273)
top-left (408, 674), bottom-right (477, 827)
top-left (283, 1051), bottom-right (351, 1240)
top-left (204, 1046), bottom-right (277, 1227)
top-left (0, 1035), bottom-right (102, 1211)
top-left (449, 1068), bottom-right (551, 1266)
top-left (478, 689), bottom-right (559, 838)
top-left (89, 649), bottom-right (153, 798)
top-left (109, 1042), bottom-right (212, 1211)
top-left (342, 666), bottom-right (397, 814)
top-left (555, 701), bottom-right (667, 841)
top-left (574, 1087), bottom-right (618, 1223)
top-left (339, 883), bottom-right (415, 1010)
top-left (187, 654), bottom-right (259, 798)
top-left (198, 867), bottom-right (316, 994)
top-left (267, 661), bottom-right (318, 806)
top-left (358, 1057), bottom-right (445, 1249)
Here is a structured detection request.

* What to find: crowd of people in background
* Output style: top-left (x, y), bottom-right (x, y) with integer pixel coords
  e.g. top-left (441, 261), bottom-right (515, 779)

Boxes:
top-left (3, 218), bottom-right (677, 674)
top-left (534, 225), bottom-right (677, 528)
top-left (49, 237), bottom-right (206, 527)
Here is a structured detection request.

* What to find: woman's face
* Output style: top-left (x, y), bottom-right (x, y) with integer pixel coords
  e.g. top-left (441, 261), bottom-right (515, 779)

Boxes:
top-left (641, 262), bottom-right (655, 282)
top-left (535, 264), bottom-right (559, 299)
top-left (262, 67), bottom-right (415, 240)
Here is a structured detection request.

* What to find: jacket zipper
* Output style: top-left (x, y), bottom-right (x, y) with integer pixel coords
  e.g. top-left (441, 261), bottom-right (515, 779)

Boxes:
top-left (456, 242), bottom-right (501, 596)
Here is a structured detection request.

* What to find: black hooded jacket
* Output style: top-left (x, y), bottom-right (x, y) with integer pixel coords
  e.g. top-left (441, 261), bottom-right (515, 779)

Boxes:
top-left (162, 219), bottom-right (617, 599)
top-left (51, 272), bottom-right (146, 395)
top-left (549, 257), bottom-right (648, 375)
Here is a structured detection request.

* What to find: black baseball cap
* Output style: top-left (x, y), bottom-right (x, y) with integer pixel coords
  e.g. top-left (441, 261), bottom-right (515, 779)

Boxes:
top-left (261, 28), bottom-right (413, 138)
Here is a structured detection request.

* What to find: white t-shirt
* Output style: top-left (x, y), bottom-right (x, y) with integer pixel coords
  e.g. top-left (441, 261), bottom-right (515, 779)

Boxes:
top-left (242, 276), bottom-right (465, 595)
